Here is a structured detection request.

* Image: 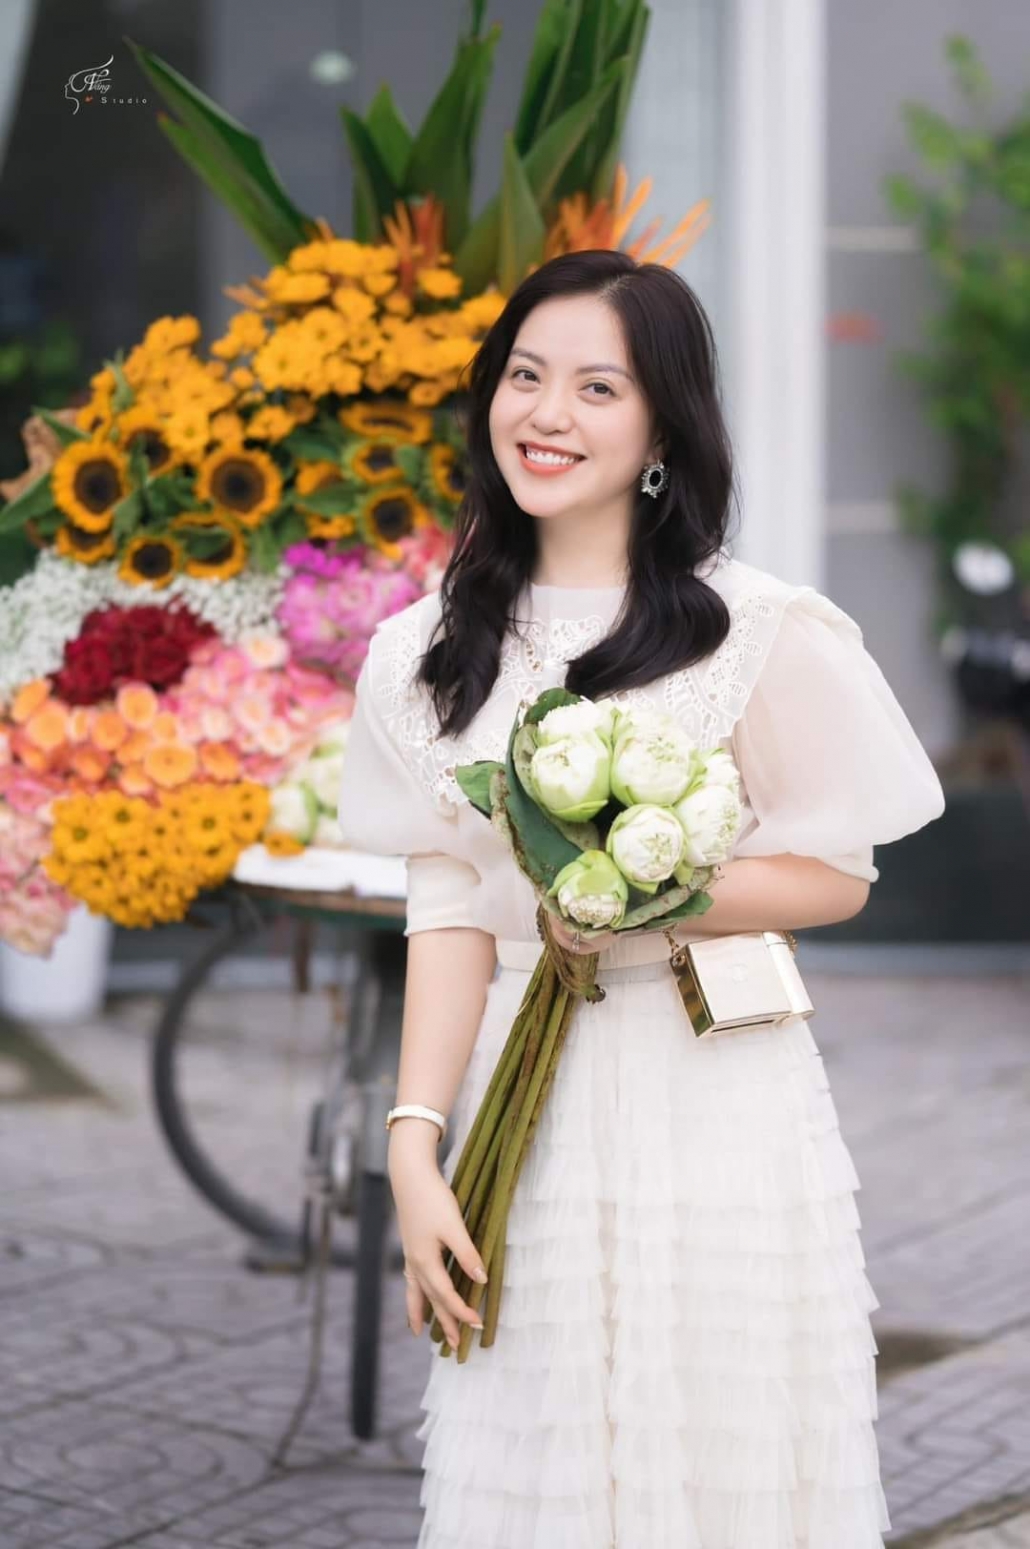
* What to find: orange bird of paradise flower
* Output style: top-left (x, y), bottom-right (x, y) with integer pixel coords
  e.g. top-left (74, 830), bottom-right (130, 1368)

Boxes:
top-left (543, 162), bottom-right (711, 268)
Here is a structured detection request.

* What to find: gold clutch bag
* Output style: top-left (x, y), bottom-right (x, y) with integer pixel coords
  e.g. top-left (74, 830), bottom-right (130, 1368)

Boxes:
top-left (661, 928), bottom-right (814, 1038)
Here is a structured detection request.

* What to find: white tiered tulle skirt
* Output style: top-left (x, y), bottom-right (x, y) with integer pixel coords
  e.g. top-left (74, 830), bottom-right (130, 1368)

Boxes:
top-left (414, 936), bottom-right (892, 1549)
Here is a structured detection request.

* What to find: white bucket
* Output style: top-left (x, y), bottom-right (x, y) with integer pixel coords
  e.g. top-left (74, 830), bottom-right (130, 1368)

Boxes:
top-left (0, 906), bottom-right (114, 1022)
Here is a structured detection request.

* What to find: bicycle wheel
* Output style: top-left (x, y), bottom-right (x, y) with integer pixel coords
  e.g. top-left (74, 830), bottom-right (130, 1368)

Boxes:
top-left (151, 902), bottom-right (374, 1261)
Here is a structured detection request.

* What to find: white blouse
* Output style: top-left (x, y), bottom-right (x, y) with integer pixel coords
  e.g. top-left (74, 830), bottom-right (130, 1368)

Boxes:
top-left (335, 551), bottom-right (946, 940)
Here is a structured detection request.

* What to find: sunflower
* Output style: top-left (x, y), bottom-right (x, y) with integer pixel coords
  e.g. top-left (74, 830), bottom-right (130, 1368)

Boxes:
top-left (55, 523), bottom-right (117, 565)
top-left (119, 534), bottom-right (182, 589)
top-left (429, 443), bottom-right (467, 504)
top-left (115, 406), bottom-right (178, 476)
top-left (170, 511), bottom-right (247, 580)
top-left (356, 485), bottom-right (430, 559)
top-left (339, 400), bottom-right (433, 445)
top-left (195, 444), bottom-right (282, 527)
top-left (350, 441), bottom-right (407, 486)
top-left (51, 441), bottom-right (129, 531)
top-left (291, 464), bottom-right (351, 526)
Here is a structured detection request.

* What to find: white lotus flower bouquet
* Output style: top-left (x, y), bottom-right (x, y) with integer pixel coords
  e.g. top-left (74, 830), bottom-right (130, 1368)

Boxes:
top-left (431, 687), bottom-right (744, 1361)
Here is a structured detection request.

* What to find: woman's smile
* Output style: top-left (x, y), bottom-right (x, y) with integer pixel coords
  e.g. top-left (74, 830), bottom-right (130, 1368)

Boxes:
top-left (517, 442), bottom-right (587, 477)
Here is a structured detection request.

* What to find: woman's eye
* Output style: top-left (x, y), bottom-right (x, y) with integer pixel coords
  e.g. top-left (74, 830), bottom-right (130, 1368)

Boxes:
top-left (510, 368), bottom-right (612, 397)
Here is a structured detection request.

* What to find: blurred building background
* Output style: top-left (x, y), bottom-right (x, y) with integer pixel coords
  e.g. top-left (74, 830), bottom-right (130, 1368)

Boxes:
top-left (5, 0), bottom-right (1027, 953)
top-left (2, 6), bottom-right (1029, 1546)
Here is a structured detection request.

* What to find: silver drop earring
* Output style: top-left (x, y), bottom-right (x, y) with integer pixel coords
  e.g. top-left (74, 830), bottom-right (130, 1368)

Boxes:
top-left (640, 459), bottom-right (669, 498)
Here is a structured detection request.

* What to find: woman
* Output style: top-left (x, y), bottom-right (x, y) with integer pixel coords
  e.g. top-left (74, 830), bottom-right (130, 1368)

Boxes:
top-left (336, 250), bottom-right (945, 1547)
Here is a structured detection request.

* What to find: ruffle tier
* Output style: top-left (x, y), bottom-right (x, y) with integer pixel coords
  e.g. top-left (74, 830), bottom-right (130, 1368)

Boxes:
top-left (415, 966), bottom-right (892, 1548)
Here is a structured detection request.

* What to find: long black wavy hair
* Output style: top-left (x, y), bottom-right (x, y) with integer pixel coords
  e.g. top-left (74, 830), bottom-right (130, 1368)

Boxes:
top-left (417, 249), bottom-right (739, 739)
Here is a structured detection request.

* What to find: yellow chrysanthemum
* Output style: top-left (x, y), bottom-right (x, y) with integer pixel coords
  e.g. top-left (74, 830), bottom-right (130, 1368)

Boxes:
top-left (49, 818), bottom-right (105, 867)
top-left (362, 359), bottom-right (402, 395)
top-left (265, 270), bottom-right (332, 305)
top-left (195, 444), bottom-right (282, 527)
top-left (361, 273), bottom-right (396, 299)
top-left (330, 287), bottom-right (377, 326)
top-left (339, 326), bottom-right (382, 365)
top-left (74, 399), bottom-right (114, 437)
top-left (210, 410), bottom-right (246, 445)
top-left (306, 515), bottom-right (356, 541)
top-left (162, 362), bottom-right (236, 416)
top-left (264, 830), bottom-right (306, 857)
top-left (164, 406), bottom-right (212, 461)
top-left (252, 325), bottom-right (319, 393)
top-left (210, 310), bottom-right (268, 360)
top-left (416, 267), bottom-right (463, 300)
top-left (229, 367), bottom-right (256, 391)
top-left (51, 441), bottom-right (129, 531)
top-left (143, 315), bottom-right (202, 353)
top-left (321, 360), bottom-right (363, 397)
top-left (297, 307), bottom-right (351, 356)
top-left (244, 405), bottom-right (297, 441)
top-left (382, 290), bottom-right (414, 318)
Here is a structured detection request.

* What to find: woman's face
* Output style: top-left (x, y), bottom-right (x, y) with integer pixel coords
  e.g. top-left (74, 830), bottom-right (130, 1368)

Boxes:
top-left (488, 294), bottom-right (661, 527)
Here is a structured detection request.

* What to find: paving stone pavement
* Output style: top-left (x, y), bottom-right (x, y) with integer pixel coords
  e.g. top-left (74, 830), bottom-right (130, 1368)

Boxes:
top-left (0, 946), bottom-right (1028, 1547)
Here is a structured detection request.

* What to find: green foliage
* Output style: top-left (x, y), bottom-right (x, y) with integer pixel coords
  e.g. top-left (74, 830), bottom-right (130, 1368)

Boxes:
top-left (0, 471), bottom-right (54, 534)
top-left (125, 38), bottom-right (317, 262)
top-left (884, 35), bottom-right (1030, 619)
top-left (128, 1), bottom-right (651, 294)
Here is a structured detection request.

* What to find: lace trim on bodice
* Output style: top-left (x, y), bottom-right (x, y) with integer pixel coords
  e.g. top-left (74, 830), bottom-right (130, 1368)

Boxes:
top-left (371, 588), bottom-right (785, 813)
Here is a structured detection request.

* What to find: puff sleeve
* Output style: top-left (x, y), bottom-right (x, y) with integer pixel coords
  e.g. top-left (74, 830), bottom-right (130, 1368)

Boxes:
top-left (336, 632), bottom-right (482, 935)
top-left (729, 589), bottom-right (946, 883)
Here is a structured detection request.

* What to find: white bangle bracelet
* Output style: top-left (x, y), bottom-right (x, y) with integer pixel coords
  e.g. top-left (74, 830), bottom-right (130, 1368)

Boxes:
top-left (385, 1103), bottom-right (448, 1141)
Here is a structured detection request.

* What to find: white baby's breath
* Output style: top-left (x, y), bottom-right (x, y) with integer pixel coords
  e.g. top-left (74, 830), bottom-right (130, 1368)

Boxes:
top-left (0, 553), bottom-right (284, 699)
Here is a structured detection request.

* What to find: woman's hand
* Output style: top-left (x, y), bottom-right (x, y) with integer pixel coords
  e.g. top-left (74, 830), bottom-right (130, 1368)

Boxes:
top-left (547, 913), bottom-right (619, 956)
top-left (388, 1137), bottom-right (489, 1349)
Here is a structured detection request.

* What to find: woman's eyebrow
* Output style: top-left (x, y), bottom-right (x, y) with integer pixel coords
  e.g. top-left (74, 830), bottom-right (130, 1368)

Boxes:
top-left (509, 347), bottom-right (634, 381)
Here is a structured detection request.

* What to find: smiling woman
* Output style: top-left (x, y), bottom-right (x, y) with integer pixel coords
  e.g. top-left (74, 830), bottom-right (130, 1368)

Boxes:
top-left (418, 249), bottom-right (738, 746)
top-left (334, 247), bottom-right (941, 1549)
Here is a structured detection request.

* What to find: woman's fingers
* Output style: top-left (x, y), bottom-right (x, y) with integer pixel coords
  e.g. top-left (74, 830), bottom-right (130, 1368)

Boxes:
top-left (405, 1263), bottom-right (484, 1348)
top-left (405, 1274), bottom-right (431, 1336)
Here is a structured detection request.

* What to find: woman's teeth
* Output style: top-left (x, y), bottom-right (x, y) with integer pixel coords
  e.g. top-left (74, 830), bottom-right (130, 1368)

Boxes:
top-left (520, 445), bottom-right (583, 469)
